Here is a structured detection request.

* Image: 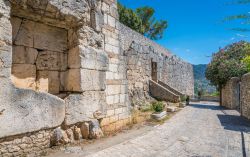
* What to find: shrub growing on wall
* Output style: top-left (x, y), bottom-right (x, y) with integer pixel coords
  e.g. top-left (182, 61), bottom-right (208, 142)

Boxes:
top-left (242, 55), bottom-right (250, 72)
top-left (206, 41), bottom-right (250, 104)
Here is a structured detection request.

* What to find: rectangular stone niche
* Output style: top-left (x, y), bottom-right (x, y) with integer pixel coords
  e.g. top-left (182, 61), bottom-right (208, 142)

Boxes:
top-left (11, 16), bottom-right (68, 96)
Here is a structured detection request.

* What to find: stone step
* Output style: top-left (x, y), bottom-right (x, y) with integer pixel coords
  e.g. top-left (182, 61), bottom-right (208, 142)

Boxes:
top-left (166, 106), bottom-right (178, 112)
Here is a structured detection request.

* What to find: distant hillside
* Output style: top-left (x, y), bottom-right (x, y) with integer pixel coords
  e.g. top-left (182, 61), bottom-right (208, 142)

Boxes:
top-left (193, 64), bottom-right (217, 95)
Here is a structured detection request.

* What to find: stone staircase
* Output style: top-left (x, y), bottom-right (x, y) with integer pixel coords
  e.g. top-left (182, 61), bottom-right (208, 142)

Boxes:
top-left (158, 80), bottom-right (185, 97)
top-left (149, 80), bottom-right (181, 103)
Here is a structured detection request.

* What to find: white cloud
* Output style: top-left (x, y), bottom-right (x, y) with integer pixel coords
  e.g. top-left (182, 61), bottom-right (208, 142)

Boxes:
top-left (236, 33), bottom-right (248, 38)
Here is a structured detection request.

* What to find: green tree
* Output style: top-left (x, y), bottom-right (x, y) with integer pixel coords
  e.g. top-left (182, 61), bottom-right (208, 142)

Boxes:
top-left (118, 3), bottom-right (144, 34)
top-left (242, 55), bottom-right (250, 71)
top-left (118, 3), bottom-right (168, 40)
top-left (206, 41), bottom-right (250, 104)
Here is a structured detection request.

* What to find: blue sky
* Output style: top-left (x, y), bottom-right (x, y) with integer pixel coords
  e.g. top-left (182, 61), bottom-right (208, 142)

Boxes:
top-left (119, 0), bottom-right (250, 65)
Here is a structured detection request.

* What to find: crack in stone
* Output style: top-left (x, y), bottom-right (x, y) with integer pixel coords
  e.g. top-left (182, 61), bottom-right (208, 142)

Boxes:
top-left (0, 58), bottom-right (4, 68)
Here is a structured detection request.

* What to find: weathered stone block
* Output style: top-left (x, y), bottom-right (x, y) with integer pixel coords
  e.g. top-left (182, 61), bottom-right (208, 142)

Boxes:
top-left (33, 22), bottom-right (68, 52)
top-left (59, 71), bottom-right (67, 91)
top-left (10, 17), bottom-right (22, 40)
top-left (73, 126), bottom-right (82, 140)
top-left (14, 19), bottom-right (35, 47)
top-left (12, 46), bottom-right (38, 64)
top-left (0, 88), bottom-right (65, 138)
top-left (51, 127), bottom-right (70, 146)
top-left (36, 51), bottom-right (67, 71)
top-left (106, 85), bottom-right (120, 95)
top-left (65, 69), bottom-right (106, 92)
top-left (106, 95), bottom-right (114, 105)
top-left (114, 94), bottom-right (120, 103)
top-left (89, 119), bottom-right (104, 139)
top-left (0, 44), bottom-right (12, 70)
top-left (11, 64), bottom-right (36, 90)
top-left (105, 43), bottom-right (119, 54)
top-left (64, 92), bottom-right (106, 126)
top-left (106, 109), bottom-right (115, 116)
top-left (0, 17), bottom-right (12, 44)
top-left (105, 36), bottom-right (119, 47)
top-left (81, 122), bottom-right (90, 139)
top-left (36, 71), bottom-right (60, 94)
top-left (68, 46), bottom-right (108, 71)
top-left (107, 15), bottom-right (116, 27)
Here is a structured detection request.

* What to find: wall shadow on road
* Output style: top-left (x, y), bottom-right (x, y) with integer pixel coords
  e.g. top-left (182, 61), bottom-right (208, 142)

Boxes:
top-left (217, 114), bottom-right (250, 132)
top-left (217, 114), bottom-right (250, 157)
top-left (189, 103), bottom-right (222, 110)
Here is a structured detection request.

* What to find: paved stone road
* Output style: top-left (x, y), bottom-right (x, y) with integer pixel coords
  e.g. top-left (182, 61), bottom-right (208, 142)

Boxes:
top-left (50, 102), bottom-right (250, 157)
top-left (87, 102), bottom-right (250, 157)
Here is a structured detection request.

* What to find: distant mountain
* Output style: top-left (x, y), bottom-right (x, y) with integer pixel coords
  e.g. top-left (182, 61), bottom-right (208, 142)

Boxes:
top-left (193, 64), bottom-right (217, 95)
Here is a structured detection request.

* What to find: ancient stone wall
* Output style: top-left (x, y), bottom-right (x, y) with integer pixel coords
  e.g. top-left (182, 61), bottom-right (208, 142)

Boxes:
top-left (0, 0), bottom-right (194, 155)
top-left (119, 23), bottom-right (194, 104)
top-left (125, 41), bottom-right (164, 105)
top-left (0, 0), bottom-right (131, 156)
top-left (162, 56), bottom-right (194, 96)
top-left (221, 77), bottom-right (240, 110)
top-left (100, 0), bottom-right (131, 134)
top-left (241, 73), bottom-right (250, 120)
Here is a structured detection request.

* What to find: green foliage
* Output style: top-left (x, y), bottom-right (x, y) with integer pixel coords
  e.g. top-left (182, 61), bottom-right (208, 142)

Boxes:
top-left (152, 101), bottom-right (165, 112)
top-left (118, 2), bottom-right (168, 40)
top-left (118, 3), bottom-right (144, 34)
top-left (180, 95), bottom-right (187, 102)
top-left (210, 91), bottom-right (220, 97)
top-left (242, 55), bottom-right (250, 72)
top-left (206, 41), bottom-right (250, 89)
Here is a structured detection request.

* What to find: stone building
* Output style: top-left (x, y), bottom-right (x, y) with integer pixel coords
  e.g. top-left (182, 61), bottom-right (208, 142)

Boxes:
top-left (0, 0), bottom-right (194, 156)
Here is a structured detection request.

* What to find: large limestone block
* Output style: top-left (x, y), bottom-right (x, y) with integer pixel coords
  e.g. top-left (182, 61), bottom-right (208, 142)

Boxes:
top-left (11, 17), bottom-right (22, 40)
top-left (36, 71), bottom-right (60, 94)
top-left (0, 42), bottom-right (12, 79)
top-left (0, 16), bottom-right (12, 44)
top-left (34, 22), bottom-right (68, 52)
top-left (14, 19), bottom-right (67, 52)
top-left (14, 19), bottom-right (35, 47)
top-left (64, 92), bottom-right (106, 125)
top-left (0, 0), bottom-right (11, 18)
top-left (11, 64), bottom-right (36, 90)
top-left (68, 46), bottom-right (108, 71)
top-left (65, 69), bottom-right (106, 92)
top-left (106, 85), bottom-right (120, 95)
top-left (0, 44), bottom-right (12, 69)
top-left (0, 86), bottom-right (65, 138)
top-left (36, 51), bottom-right (67, 71)
top-left (12, 46), bottom-right (38, 64)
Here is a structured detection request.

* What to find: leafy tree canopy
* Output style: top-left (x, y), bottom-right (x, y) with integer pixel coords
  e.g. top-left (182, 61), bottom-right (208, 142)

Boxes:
top-left (242, 55), bottom-right (250, 71)
top-left (206, 41), bottom-right (250, 89)
top-left (118, 2), bottom-right (168, 40)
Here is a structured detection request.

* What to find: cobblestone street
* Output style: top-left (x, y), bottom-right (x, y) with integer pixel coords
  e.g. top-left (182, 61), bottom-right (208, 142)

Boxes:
top-left (50, 102), bottom-right (250, 157)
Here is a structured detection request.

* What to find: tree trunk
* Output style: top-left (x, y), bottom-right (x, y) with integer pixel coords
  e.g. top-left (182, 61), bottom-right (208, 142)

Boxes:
top-left (219, 88), bottom-right (222, 106)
